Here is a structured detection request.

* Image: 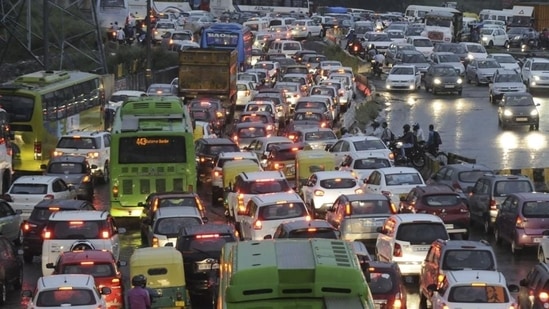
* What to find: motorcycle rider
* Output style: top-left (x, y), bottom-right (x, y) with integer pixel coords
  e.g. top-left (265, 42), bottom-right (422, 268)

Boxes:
top-left (127, 275), bottom-right (151, 309)
top-left (345, 28), bottom-right (357, 45)
top-left (369, 45), bottom-right (385, 76)
top-left (399, 124), bottom-right (416, 160)
top-left (412, 122), bottom-right (426, 144)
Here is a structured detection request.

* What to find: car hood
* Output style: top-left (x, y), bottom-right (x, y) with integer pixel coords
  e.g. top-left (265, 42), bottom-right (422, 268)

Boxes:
top-left (477, 68), bottom-right (499, 75)
top-left (493, 82), bottom-right (526, 89)
top-left (387, 74), bottom-right (415, 81)
top-left (501, 105), bottom-right (538, 115)
top-left (431, 75), bottom-right (462, 83)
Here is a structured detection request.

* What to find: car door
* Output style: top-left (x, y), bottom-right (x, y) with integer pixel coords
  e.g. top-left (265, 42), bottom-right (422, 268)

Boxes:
top-left (497, 196), bottom-right (518, 242)
top-left (364, 171), bottom-right (382, 194)
top-left (333, 141), bottom-right (351, 166)
top-left (496, 29), bottom-right (507, 46)
top-left (522, 60), bottom-right (532, 82)
top-left (239, 201), bottom-right (256, 240)
top-left (301, 174), bottom-right (318, 205)
top-left (0, 202), bottom-right (20, 241)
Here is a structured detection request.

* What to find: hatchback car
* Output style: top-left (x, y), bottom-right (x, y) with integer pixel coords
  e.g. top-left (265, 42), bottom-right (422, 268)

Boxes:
top-left (494, 192), bottom-right (549, 254)
top-left (498, 92), bottom-right (540, 130)
top-left (489, 69), bottom-right (527, 104)
top-left (146, 83), bottom-right (175, 96)
top-left (0, 235), bottom-right (23, 305)
top-left (289, 108), bottom-right (332, 131)
top-left (400, 185), bottom-right (470, 239)
top-left (363, 167), bottom-right (426, 206)
top-left (21, 199), bottom-right (95, 263)
top-left (6, 176), bottom-right (77, 218)
top-left (144, 207), bottom-right (205, 248)
top-left (432, 43), bottom-right (468, 64)
top-left (422, 64), bottom-right (464, 95)
top-left (232, 122), bottom-right (270, 150)
top-left (267, 219), bottom-right (339, 239)
top-left (427, 163), bottom-right (494, 197)
top-left (385, 65), bottom-right (421, 92)
top-left (465, 58), bottom-right (501, 85)
top-left (338, 152), bottom-right (392, 180)
top-left (46, 250), bottom-right (124, 309)
top-left (480, 27), bottom-right (509, 47)
top-left (327, 136), bottom-right (394, 167)
top-left (460, 42), bottom-right (488, 61)
top-left (367, 261), bottom-right (408, 309)
top-left (41, 155), bottom-right (95, 201)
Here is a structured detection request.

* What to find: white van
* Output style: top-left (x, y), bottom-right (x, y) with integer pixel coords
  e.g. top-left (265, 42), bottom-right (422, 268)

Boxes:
top-left (404, 5), bottom-right (459, 22)
top-left (479, 9), bottom-right (513, 24)
top-left (268, 40), bottom-right (303, 58)
top-left (243, 20), bottom-right (269, 34)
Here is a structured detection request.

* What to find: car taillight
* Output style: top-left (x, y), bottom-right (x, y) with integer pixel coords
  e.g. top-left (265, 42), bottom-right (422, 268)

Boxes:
top-left (490, 199), bottom-right (497, 210)
top-left (82, 175), bottom-right (91, 183)
top-left (253, 220), bottom-right (262, 230)
top-left (274, 163), bottom-right (284, 169)
top-left (43, 230), bottom-right (52, 239)
top-left (53, 150), bottom-right (63, 157)
top-left (214, 171), bottom-right (222, 177)
top-left (314, 190), bottom-right (324, 196)
top-left (152, 237), bottom-right (159, 247)
top-left (539, 291), bottom-right (549, 302)
top-left (391, 293), bottom-right (403, 309)
top-left (44, 194), bottom-right (54, 200)
top-left (101, 230), bottom-right (110, 239)
top-left (353, 46), bottom-right (358, 51)
top-left (393, 243), bottom-right (402, 257)
top-left (516, 216), bottom-right (526, 228)
top-left (87, 152), bottom-right (99, 159)
top-left (233, 135), bottom-right (238, 142)
top-left (23, 222), bottom-right (37, 231)
top-left (112, 185), bottom-right (119, 198)
top-left (321, 122), bottom-right (327, 128)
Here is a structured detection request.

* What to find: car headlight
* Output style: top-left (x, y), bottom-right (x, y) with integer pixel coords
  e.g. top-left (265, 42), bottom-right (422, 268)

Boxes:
top-left (531, 109), bottom-right (539, 116)
top-left (482, 36), bottom-right (488, 41)
top-left (467, 54), bottom-right (474, 60)
top-left (457, 78), bottom-right (462, 84)
top-left (534, 76), bottom-right (541, 81)
top-left (514, 35), bottom-right (521, 40)
top-left (434, 78), bottom-right (441, 85)
top-left (503, 109), bottom-right (513, 116)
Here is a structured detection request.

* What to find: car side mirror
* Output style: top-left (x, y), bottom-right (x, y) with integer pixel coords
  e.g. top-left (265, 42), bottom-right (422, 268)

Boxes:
top-left (263, 234), bottom-right (272, 239)
top-left (117, 260), bottom-right (127, 267)
top-left (100, 287), bottom-right (112, 295)
top-left (46, 263), bottom-right (55, 269)
top-left (40, 164), bottom-right (47, 170)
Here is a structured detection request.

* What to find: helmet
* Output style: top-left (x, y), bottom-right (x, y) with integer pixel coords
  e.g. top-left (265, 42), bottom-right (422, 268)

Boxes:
top-left (403, 124), bottom-right (411, 131)
top-left (132, 274), bottom-right (147, 287)
top-left (413, 122), bottom-right (420, 130)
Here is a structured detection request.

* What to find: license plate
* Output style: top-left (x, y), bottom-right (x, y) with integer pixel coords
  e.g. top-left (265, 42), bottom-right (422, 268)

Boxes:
top-left (516, 117), bottom-right (528, 121)
top-left (444, 85), bottom-right (455, 88)
top-left (175, 301), bottom-right (185, 307)
top-left (414, 247), bottom-right (429, 252)
top-left (535, 238), bottom-right (542, 243)
top-left (197, 263), bottom-right (219, 271)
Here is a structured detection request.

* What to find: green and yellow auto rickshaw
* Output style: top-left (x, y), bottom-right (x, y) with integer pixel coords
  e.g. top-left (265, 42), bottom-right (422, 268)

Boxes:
top-left (295, 150), bottom-right (336, 192)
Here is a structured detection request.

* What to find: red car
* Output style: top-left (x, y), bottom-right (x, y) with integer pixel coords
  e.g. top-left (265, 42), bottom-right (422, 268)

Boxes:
top-left (366, 261), bottom-right (407, 309)
top-left (46, 250), bottom-right (124, 309)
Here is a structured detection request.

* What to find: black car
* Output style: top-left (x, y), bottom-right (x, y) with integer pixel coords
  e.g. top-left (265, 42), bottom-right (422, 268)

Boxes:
top-left (267, 219), bottom-right (339, 239)
top-left (422, 64), bottom-right (463, 95)
top-left (41, 155), bottom-right (95, 201)
top-left (194, 138), bottom-right (240, 183)
top-left (21, 199), bottom-right (95, 263)
top-left (507, 27), bottom-right (539, 48)
top-left (174, 223), bottom-right (238, 296)
top-left (517, 263), bottom-right (549, 309)
top-left (0, 236), bottom-right (23, 305)
top-left (498, 92), bottom-right (540, 130)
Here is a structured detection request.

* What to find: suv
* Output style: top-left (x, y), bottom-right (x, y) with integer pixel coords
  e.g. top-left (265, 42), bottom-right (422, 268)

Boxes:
top-left (21, 199), bottom-right (95, 263)
top-left (46, 250), bottom-right (124, 309)
top-left (399, 185), bottom-right (470, 239)
top-left (22, 274), bottom-right (111, 309)
top-left (194, 138), bottom-right (240, 184)
top-left (467, 174), bottom-right (534, 234)
top-left (0, 235), bottom-right (23, 305)
top-left (419, 239), bottom-right (497, 306)
top-left (375, 214), bottom-right (450, 276)
top-left (225, 170), bottom-right (291, 224)
top-left (174, 223), bottom-right (238, 296)
top-left (489, 68), bottom-right (527, 104)
top-left (54, 130), bottom-right (111, 184)
top-left (211, 152), bottom-right (260, 205)
top-left (41, 210), bottom-right (125, 276)
top-left (427, 163), bottom-right (494, 198)
top-left (521, 57), bottom-right (549, 92)
top-left (517, 263), bottom-right (549, 309)
top-left (41, 155), bottom-right (95, 201)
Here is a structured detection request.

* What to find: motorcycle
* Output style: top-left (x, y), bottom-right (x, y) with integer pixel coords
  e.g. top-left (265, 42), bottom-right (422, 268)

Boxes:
top-left (347, 39), bottom-right (366, 59)
top-left (387, 140), bottom-right (426, 168)
top-left (371, 61), bottom-right (383, 77)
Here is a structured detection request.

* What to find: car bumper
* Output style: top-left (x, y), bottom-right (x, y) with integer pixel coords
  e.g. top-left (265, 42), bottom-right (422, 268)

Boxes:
top-left (515, 231), bottom-right (545, 247)
top-left (500, 115), bottom-right (539, 126)
top-left (433, 84), bottom-right (463, 92)
top-left (386, 82), bottom-right (416, 91)
top-left (529, 80), bottom-right (549, 88)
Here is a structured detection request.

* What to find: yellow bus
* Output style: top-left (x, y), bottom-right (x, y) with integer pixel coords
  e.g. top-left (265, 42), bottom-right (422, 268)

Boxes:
top-left (218, 239), bottom-right (375, 309)
top-left (0, 70), bottom-right (105, 174)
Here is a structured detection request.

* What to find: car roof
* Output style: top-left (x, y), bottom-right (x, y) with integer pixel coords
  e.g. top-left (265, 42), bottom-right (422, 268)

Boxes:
top-left (155, 207), bottom-right (203, 219)
top-left (529, 57), bottom-right (549, 63)
top-left (12, 175), bottom-right (61, 184)
top-left (34, 199), bottom-right (93, 210)
top-left (391, 213), bottom-right (444, 223)
top-left (49, 210), bottom-right (109, 221)
top-left (339, 136), bottom-right (386, 143)
top-left (391, 64), bottom-right (416, 69)
top-left (434, 239), bottom-right (492, 249)
top-left (56, 250), bottom-right (116, 264)
top-left (445, 270), bottom-right (507, 285)
top-left (509, 192), bottom-right (549, 200)
top-left (180, 223), bottom-right (235, 236)
top-left (37, 274), bottom-right (96, 290)
top-left (251, 192), bottom-right (303, 205)
top-left (299, 127), bottom-right (336, 134)
top-left (340, 193), bottom-right (390, 202)
top-left (375, 166), bottom-right (421, 174)
top-left (60, 130), bottom-right (108, 138)
top-left (111, 90), bottom-right (147, 97)
top-left (413, 185), bottom-right (457, 195)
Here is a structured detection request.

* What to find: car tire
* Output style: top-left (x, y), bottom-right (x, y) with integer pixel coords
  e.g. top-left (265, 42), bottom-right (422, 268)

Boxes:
top-left (101, 162), bottom-right (110, 184)
top-left (539, 249), bottom-right (546, 263)
top-left (0, 281), bottom-right (5, 306)
top-left (511, 239), bottom-right (522, 255)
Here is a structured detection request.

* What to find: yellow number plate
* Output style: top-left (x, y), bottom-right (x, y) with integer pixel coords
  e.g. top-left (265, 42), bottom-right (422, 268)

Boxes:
top-left (175, 301), bottom-right (185, 307)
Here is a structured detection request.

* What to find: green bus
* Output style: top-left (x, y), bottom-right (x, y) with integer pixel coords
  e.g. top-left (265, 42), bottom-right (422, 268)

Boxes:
top-left (218, 239), bottom-right (375, 309)
top-left (109, 96), bottom-right (196, 219)
top-left (0, 70), bottom-right (105, 174)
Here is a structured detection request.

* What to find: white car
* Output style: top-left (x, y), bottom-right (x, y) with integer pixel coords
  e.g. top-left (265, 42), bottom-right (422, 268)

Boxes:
top-left (431, 52), bottom-right (466, 76)
top-left (211, 152), bottom-right (261, 202)
top-left (238, 72), bottom-right (261, 89)
top-left (318, 60), bottom-right (343, 81)
top-left (319, 79), bottom-right (352, 107)
top-left (460, 42), bottom-right (488, 61)
top-left (273, 82), bottom-right (302, 108)
top-left (153, 20), bottom-right (178, 43)
top-left (362, 167), bottom-right (426, 206)
top-left (0, 201), bottom-right (22, 244)
top-left (239, 192), bottom-right (310, 240)
top-left (386, 29), bottom-right (406, 44)
top-left (489, 69), bottom-right (527, 104)
top-left (487, 53), bottom-right (520, 71)
top-left (301, 171), bottom-right (363, 218)
top-left (246, 136), bottom-right (293, 167)
top-left (327, 136), bottom-right (394, 166)
top-left (6, 176), bottom-right (77, 218)
top-left (253, 61), bottom-right (281, 81)
top-left (385, 64), bottom-right (422, 91)
top-left (236, 80), bottom-right (257, 106)
top-left (480, 27), bottom-right (509, 48)
top-left (146, 207), bottom-right (205, 248)
top-left (338, 152), bottom-right (392, 180)
top-left (23, 274), bottom-right (111, 309)
top-left (328, 73), bottom-right (356, 99)
top-left (521, 57), bottom-right (549, 91)
top-left (376, 213), bottom-right (449, 276)
top-left (184, 15), bottom-right (214, 34)
top-left (406, 36), bottom-right (434, 58)
top-left (290, 19), bottom-right (323, 39)
top-left (106, 90), bottom-right (147, 114)
top-left (267, 25), bottom-right (293, 40)
top-left (300, 128), bottom-right (338, 150)
top-left (428, 270), bottom-right (519, 309)
top-left (41, 210), bottom-right (125, 276)
top-left (54, 130), bottom-right (111, 183)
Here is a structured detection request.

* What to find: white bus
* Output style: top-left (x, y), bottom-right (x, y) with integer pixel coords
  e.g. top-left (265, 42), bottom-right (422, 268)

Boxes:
top-left (479, 9), bottom-right (513, 24)
top-left (404, 5), bottom-right (460, 22)
top-left (234, 0), bottom-right (311, 15)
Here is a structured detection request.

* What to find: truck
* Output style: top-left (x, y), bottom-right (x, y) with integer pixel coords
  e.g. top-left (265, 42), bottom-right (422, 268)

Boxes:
top-left (178, 49), bottom-right (238, 121)
top-left (508, 4), bottom-right (549, 31)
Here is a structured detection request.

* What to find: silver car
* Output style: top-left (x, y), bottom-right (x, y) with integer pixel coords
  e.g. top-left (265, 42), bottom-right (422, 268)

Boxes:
top-left (431, 52), bottom-right (465, 76)
top-left (300, 128), bottom-right (338, 150)
top-left (489, 69), bottom-right (527, 104)
top-left (465, 58), bottom-right (501, 85)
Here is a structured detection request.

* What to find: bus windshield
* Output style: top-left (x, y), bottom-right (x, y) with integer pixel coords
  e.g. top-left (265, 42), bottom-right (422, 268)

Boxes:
top-left (119, 136), bottom-right (187, 163)
top-left (0, 95), bottom-right (34, 122)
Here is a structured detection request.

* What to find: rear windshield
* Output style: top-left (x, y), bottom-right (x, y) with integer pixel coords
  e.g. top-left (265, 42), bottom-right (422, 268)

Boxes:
top-left (385, 173), bottom-right (423, 186)
top-left (258, 202), bottom-right (307, 220)
top-left (395, 223), bottom-right (448, 244)
top-left (57, 137), bottom-right (98, 149)
top-left (60, 263), bottom-right (115, 277)
top-left (304, 131), bottom-right (337, 141)
top-left (47, 220), bottom-right (104, 239)
top-left (494, 180), bottom-right (533, 197)
top-left (237, 84), bottom-right (249, 91)
top-left (283, 76), bottom-right (306, 85)
top-left (239, 114), bottom-right (269, 124)
top-left (287, 228), bottom-right (338, 239)
top-left (353, 140), bottom-right (386, 151)
top-left (48, 162), bottom-right (87, 174)
top-left (177, 233), bottom-right (236, 254)
top-left (311, 87), bottom-right (335, 96)
top-left (296, 102), bottom-right (326, 111)
top-left (239, 180), bottom-right (291, 194)
top-left (154, 217), bottom-right (202, 236)
top-left (350, 200), bottom-right (391, 215)
top-left (443, 249), bottom-right (495, 270)
top-left (270, 149), bottom-right (299, 161)
top-left (158, 197), bottom-right (197, 208)
top-left (448, 285), bottom-right (509, 303)
top-left (353, 158), bottom-right (391, 169)
top-left (36, 289), bottom-right (97, 307)
top-left (10, 184), bottom-right (48, 194)
top-left (522, 201), bottom-right (549, 217)
top-left (191, 110), bottom-right (211, 121)
top-left (237, 127), bottom-right (267, 138)
top-left (458, 170), bottom-right (491, 183)
top-left (369, 272), bottom-right (395, 294)
top-left (319, 178), bottom-right (356, 189)
top-left (255, 96), bottom-right (281, 106)
top-left (246, 104), bottom-right (273, 113)
top-left (204, 145), bottom-right (239, 156)
top-left (285, 68), bottom-right (308, 74)
top-left (294, 112), bottom-right (322, 121)
top-left (423, 194), bottom-right (461, 207)
top-left (217, 158), bottom-right (259, 168)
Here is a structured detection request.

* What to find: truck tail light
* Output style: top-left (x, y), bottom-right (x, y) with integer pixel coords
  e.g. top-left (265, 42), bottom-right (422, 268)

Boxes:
top-left (237, 194), bottom-right (245, 210)
top-left (112, 185), bottom-right (119, 198)
top-left (34, 141), bottom-right (42, 155)
top-left (253, 220), bottom-right (262, 230)
top-left (393, 243), bottom-right (402, 257)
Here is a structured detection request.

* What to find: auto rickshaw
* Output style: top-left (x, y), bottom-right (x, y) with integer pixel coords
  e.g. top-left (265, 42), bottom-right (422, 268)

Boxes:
top-left (129, 247), bottom-right (191, 309)
top-left (295, 150), bottom-right (336, 192)
top-left (222, 159), bottom-right (262, 208)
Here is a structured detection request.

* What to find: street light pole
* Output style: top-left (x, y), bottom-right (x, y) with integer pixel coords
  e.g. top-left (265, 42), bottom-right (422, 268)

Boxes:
top-left (146, 0), bottom-right (152, 88)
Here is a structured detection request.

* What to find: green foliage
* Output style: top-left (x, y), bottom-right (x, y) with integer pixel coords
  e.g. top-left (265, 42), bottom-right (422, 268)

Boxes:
top-left (353, 99), bottom-right (381, 129)
top-left (105, 45), bottom-right (178, 76)
top-left (322, 45), bottom-right (362, 72)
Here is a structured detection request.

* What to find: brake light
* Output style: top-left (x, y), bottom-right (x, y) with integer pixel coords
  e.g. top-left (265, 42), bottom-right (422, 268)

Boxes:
top-left (82, 175), bottom-right (91, 183)
top-left (253, 220), bottom-right (262, 230)
top-left (87, 152), bottom-right (99, 159)
top-left (321, 122), bottom-right (327, 128)
top-left (43, 230), bottom-right (52, 239)
top-left (393, 243), bottom-right (402, 257)
top-left (237, 194), bottom-right (245, 211)
top-left (44, 194), bottom-right (54, 200)
top-left (353, 46), bottom-right (358, 52)
top-left (70, 221), bottom-right (83, 225)
top-left (81, 261), bottom-right (94, 265)
top-left (111, 278), bottom-right (121, 286)
top-left (53, 151), bottom-right (63, 157)
top-left (274, 163), bottom-right (284, 169)
top-left (539, 291), bottom-right (549, 302)
top-left (490, 199), bottom-right (497, 210)
top-left (112, 185), bottom-right (119, 198)
top-left (196, 234), bottom-right (219, 239)
top-left (101, 230), bottom-right (110, 239)
top-left (388, 153), bottom-right (395, 160)
top-left (314, 190), bottom-right (324, 196)
top-left (34, 141), bottom-right (42, 154)
top-left (233, 135), bottom-right (238, 142)
top-left (345, 204), bottom-right (351, 216)
top-left (214, 171), bottom-right (221, 177)
top-left (152, 237), bottom-right (159, 247)
top-left (391, 293), bottom-right (403, 309)
top-left (307, 228), bottom-right (317, 232)
top-left (516, 216), bottom-right (526, 228)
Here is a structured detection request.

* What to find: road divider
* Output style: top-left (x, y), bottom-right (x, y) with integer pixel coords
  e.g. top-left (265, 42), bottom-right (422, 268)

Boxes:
top-left (447, 152), bottom-right (476, 164)
top-left (495, 168), bottom-right (549, 192)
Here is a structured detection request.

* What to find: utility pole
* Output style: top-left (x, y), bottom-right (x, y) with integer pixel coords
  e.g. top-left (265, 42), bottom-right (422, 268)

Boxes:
top-left (43, 0), bottom-right (49, 70)
top-left (146, 0), bottom-right (152, 88)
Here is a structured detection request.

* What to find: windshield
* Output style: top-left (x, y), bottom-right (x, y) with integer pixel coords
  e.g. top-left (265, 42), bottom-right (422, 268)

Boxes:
top-left (434, 67), bottom-right (458, 76)
top-left (443, 249), bottom-right (495, 270)
top-left (353, 158), bottom-right (391, 169)
top-left (523, 201), bottom-right (549, 217)
top-left (282, 76), bottom-right (306, 85)
top-left (387, 31), bottom-right (404, 38)
top-left (403, 54), bottom-right (428, 63)
top-left (270, 148), bottom-right (300, 161)
top-left (10, 183), bottom-right (47, 194)
top-left (57, 137), bottom-right (98, 149)
top-left (507, 27), bottom-right (528, 34)
top-left (36, 289), bottom-right (97, 307)
top-left (274, 84), bottom-right (299, 92)
top-left (294, 112), bottom-right (322, 121)
top-left (424, 194), bottom-right (461, 206)
top-left (480, 29), bottom-right (495, 35)
top-left (246, 104), bottom-right (272, 113)
top-left (367, 33), bottom-right (391, 42)
top-left (239, 179), bottom-right (291, 194)
top-left (350, 199), bottom-right (391, 215)
top-left (504, 95), bottom-right (535, 106)
top-left (390, 67), bottom-right (415, 75)
top-left (477, 60), bottom-right (500, 68)
top-left (60, 263), bottom-right (115, 277)
top-left (238, 74), bottom-right (258, 82)
top-left (311, 87), bottom-right (335, 96)
top-left (437, 44), bottom-right (467, 53)
top-left (494, 180), bottom-right (533, 196)
top-left (413, 39), bottom-right (433, 47)
top-left (385, 172), bottom-right (423, 185)
top-left (439, 54), bottom-right (460, 62)
top-left (237, 127), bottom-right (267, 138)
top-left (258, 202), bottom-right (307, 220)
top-left (205, 144), bottom-right (239, 156)
top-left (48, 220), bottom-right (103, 239)
top-left (304, 130), bottom-right (337, 141)
top-left (352, 139), bottom-right (387, 151)
top-left (369, 272), bottom-right (395, 294)
top-left (425, 17), bottom-right (451, 27)
top-left (448, 285), bottom-right (509, 303)
top-left (493, 55), bottom-right (515, 63)
top-left (395, 223), bottom-right (448, 244)
top-left (296, 102), bottom-right (326, 112)
top-left (495, 73), bottom-right (522, 83)
top-left (319, 178), bottom-right (357, 189)
top-left (190, 110), bottom-right (211, 121)
top-left (284, 42), bottom-right (301, 50)
top-left (286, 67), bottom-right (308, 74)
top-left (532, 63), bottom-right (549, 70)
top-left (154, 217), bottom-right (202, 236)
top-left (172, 33), bottom-right (192, 40)
top-left (239, 114), bottom-right (269, 124)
